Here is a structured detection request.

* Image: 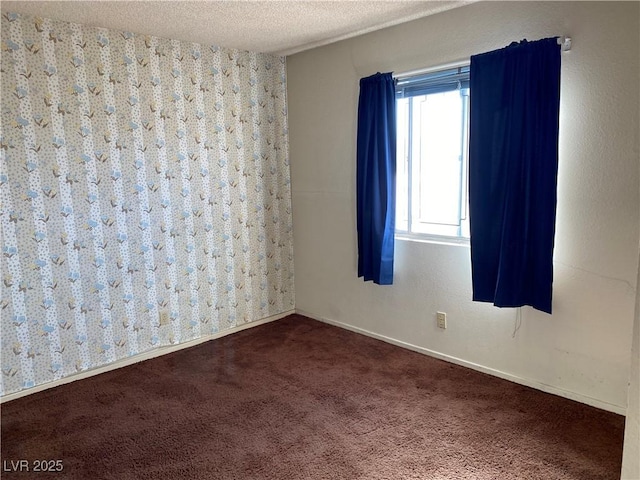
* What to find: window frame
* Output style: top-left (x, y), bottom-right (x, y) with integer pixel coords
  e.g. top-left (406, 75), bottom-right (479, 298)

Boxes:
top-left (394, 62), bottom-right (471, 244)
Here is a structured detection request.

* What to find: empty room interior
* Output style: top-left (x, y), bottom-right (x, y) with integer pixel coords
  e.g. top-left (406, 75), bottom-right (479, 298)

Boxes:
top-left (1, 1), bottom-right (639, 479)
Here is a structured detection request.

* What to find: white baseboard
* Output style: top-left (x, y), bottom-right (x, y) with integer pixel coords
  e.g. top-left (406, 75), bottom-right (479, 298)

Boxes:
top-left (296, 309), bottom-right (627, 416)
top-left (1, 310), bottom-right (295, 404)
top-left (5, 308), bottom-right (626, 416)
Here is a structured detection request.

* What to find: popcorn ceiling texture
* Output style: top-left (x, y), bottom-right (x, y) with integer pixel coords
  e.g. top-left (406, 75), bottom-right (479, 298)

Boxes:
top-left (0, 1), bottom-right (468, 55)
top-left (0, 11), bottom-right (294, 396)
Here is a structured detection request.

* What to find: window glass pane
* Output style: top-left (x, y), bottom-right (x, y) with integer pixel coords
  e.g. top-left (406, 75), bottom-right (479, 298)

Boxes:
top-left (414, 91), bottom-right (463, 227)
top-left (396, 98), bottom-right (409, 232)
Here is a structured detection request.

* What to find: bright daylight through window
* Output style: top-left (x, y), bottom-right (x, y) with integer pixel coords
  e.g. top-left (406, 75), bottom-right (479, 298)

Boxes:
top-left (395, 65), bottom-right (470, 239)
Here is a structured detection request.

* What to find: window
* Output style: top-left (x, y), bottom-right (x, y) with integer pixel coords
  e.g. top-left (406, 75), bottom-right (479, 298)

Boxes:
top-left (395, 65), bottom-right (470, 239)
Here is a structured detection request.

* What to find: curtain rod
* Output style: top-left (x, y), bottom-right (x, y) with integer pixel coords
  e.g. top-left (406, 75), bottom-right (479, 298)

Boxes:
top-left (394, 36), bottom-right (571, 79)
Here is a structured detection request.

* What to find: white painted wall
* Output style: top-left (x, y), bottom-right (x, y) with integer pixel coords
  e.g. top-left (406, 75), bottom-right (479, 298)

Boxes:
top-left (621, 237), bottom-right (640, 477)
top-left (287, 0), bottom-right (639, 415)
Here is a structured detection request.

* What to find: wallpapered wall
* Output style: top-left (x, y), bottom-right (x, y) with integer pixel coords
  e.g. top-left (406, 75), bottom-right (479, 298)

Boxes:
top-left (0, 12), bottom-right (295, 396)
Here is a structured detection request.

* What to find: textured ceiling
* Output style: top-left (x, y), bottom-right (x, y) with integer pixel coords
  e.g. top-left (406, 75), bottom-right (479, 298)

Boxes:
top-left (1, 1), bottom-right (470, 56)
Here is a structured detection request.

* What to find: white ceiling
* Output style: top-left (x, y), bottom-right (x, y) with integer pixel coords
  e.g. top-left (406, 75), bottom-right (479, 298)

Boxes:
top-left (1, 1), bottom-right (470, 56)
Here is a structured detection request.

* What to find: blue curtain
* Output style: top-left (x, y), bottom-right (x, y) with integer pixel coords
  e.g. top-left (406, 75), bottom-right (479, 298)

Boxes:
top-left (357, 72), bottom-right (396, 285)
top-left (469, 38), bottom-right (561, 314)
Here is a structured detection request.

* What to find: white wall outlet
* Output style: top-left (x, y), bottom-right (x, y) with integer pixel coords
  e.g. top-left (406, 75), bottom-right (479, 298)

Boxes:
top-left (436, 311), bottom-right (447, 329)
top-left (159, 310), bottom-right (170, 326)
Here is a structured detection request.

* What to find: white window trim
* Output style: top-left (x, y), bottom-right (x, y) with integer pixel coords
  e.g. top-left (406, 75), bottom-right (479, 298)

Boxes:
top-left (395, 231), bottom-right (470, 247)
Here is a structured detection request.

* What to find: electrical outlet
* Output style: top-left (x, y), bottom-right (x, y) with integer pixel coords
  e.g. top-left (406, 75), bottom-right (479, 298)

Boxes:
top-left (159, 310), bottom-right (170, 326)
top-left (436, 311), bottom-right (447, 329)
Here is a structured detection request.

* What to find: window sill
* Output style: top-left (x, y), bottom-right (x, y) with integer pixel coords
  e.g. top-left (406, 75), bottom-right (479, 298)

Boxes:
top-left (395, 232), bottom-right (470, 248)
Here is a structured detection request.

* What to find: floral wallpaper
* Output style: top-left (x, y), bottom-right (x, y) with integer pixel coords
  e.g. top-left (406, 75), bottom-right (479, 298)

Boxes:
top-left (0, 12), bottom-right (294, 396)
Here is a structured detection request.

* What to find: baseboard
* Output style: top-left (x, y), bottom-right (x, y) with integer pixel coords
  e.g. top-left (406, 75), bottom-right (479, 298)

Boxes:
top-left (296, 309), bottom-right (627, 416)
top-left (1, 310), bottom-right (295, 404)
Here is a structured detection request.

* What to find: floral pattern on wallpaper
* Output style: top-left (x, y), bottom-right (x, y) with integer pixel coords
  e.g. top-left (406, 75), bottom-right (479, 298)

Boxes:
top-left (0, 12), bottom-right (294, 395)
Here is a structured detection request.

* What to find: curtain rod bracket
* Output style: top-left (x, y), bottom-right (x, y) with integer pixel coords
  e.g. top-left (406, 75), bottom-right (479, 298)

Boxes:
top-left (559, 36), bottom-right (572, 51)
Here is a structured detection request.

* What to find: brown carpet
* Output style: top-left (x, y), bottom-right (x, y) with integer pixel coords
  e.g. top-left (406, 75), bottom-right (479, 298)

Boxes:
top-left (1, 314), bottom-right (625, 479)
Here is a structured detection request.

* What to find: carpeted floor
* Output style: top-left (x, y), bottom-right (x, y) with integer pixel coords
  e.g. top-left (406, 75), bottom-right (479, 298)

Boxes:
top-left (1, 314), bottom-right (625, 479)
